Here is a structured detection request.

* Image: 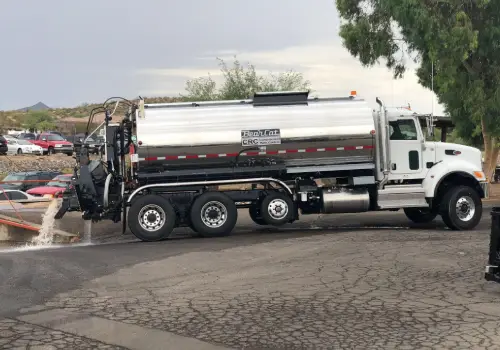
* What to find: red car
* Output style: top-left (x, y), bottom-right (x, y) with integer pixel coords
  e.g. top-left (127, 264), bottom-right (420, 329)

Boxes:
top-left (31, 133), bottom-right (73, 156)
top-left (26, 174), bottom-right (73, 198)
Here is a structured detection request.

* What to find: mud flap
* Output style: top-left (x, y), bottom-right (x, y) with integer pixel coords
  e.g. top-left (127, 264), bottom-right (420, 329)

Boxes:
top-left (122, 205), bottom-right (127, 234)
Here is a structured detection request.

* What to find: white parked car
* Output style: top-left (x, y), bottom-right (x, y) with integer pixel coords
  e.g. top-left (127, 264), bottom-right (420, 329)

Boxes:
top-left (6, 138), bottom-right (44, 155)
top-left (0, 189), bottom-right (49, 202)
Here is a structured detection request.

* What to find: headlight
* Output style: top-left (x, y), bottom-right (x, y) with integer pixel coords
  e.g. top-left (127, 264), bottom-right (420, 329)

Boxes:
top-left (55, 144), bottom-right (63, 148)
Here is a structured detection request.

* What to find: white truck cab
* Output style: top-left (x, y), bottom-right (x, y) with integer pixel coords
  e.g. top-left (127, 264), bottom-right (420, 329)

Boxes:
top-left (377, 105), bottom-right (487, 230)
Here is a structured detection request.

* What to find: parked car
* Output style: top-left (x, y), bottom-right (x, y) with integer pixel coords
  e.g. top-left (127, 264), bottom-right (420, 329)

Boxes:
top-left (17, 133), bottom-right (37, 141)
top-left (26, 174), bottom-right (73, 198)
top-left (0, 189), bottom-right (49, 203)
top-left (6, 138), bottom-right (44, 155)
top-left (0, 135), bottom-right (8, 155)
top-left (32, 133), bottom-right (73, 156)
top-left (0, 171), bottom-right (62, 192)
top-left (67, 133), bottom-right (103, 154)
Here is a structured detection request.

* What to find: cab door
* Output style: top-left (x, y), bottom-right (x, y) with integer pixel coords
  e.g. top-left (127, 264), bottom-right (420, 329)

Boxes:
top-left (388, 118), bottom-right (423, 176)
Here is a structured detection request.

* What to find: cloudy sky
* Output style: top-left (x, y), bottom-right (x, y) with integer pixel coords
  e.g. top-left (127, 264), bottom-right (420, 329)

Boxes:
top-left (0, 0), bottom-right (444, 114)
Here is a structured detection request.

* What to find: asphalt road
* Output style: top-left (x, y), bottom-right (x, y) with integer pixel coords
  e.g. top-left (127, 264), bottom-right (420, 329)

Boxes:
top-left (0, 209), bottom-right (500, 349)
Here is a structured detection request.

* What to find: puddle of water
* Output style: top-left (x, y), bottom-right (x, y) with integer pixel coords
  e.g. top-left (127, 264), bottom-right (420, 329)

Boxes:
top-left (0, 242), bottom-right (92, 253)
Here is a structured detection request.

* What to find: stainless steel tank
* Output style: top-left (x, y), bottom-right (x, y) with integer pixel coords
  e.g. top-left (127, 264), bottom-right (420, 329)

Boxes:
top-left (135, 97), bottom-right (376, 171)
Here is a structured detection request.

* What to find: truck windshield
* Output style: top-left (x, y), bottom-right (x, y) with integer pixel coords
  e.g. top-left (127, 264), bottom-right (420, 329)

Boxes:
top-left (45, 135), bottom-right (65, 141)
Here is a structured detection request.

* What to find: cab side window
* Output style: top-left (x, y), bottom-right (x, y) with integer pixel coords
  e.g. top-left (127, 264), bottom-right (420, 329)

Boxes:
top-left (389, 119), bottom-right (418, 141)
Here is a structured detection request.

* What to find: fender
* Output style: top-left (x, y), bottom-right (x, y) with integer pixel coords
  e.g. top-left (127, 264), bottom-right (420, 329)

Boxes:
top-left (422, 159), bottom-right (486, 198)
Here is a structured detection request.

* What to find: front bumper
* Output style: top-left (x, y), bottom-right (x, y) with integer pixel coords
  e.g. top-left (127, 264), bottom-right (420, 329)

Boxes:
top-left (53, 147), bottom-right (73, 154)
top-left (481, 181), bottom-right (489, 199)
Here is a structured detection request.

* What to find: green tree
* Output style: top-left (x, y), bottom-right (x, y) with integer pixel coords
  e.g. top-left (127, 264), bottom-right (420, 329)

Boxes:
top-left (182, 57), bottom-right (311, 101)
top-left (23, 110), bottom-right (55, 132)
top-left (336, 0), bottom-right (500, 181)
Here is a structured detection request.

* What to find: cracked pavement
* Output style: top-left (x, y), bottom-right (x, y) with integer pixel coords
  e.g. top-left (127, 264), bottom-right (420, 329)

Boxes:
top-left (1, 210), bottom-right (500, 349)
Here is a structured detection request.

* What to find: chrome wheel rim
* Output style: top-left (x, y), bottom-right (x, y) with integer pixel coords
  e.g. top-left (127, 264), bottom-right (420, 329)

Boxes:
top-left (267, 198), bottom-right (288, 220)
top-left (138, 204), bottom-right (166, 232)
top-left (456, 196), bottom-right (475, 222)
top-left (200, 201), bottom-right (227, 228)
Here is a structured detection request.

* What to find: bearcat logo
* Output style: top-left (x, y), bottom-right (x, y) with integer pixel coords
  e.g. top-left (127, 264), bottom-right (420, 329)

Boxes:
top-left (241, 129), bottom-right (281, 146)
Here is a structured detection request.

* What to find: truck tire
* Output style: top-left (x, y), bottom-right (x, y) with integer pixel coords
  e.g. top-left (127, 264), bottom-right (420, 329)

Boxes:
top-left (190, 192), bottom-right (238, 237)
top-left (260, 192), bottom-right (294, 226)
top-left (17, 148), bottom-right (22, 155)
top-left (47, 147), bottom-right (54, 155)
top-left (403, 208), bottom-right (437, 223)
top-left (128, 195), bottom-right (177, 241)
top-left (249, 206), bottom-right (267, 225)
top-left (439, 185), bottom-right (482, 231)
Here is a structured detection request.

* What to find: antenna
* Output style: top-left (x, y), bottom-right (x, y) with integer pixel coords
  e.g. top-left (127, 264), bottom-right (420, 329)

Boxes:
top-left (431, 60), bottom-right (434, 117)
top-left (428, 59), bottom-right (435, 138)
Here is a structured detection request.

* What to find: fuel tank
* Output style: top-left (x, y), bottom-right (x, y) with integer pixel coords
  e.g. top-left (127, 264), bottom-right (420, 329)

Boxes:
top-left (135, 95), bottom-right (376, 171)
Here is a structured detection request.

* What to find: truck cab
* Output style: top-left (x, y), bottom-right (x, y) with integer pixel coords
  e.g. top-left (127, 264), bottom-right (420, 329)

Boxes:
top-left (377, 106), bottom-right (487, 230)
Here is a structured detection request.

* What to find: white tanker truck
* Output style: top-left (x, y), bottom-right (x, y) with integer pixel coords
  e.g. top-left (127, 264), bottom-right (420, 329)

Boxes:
top-left (55, 91), bottom-right (488, 242)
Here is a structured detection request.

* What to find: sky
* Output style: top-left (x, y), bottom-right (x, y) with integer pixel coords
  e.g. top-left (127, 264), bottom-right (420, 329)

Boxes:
top-left (0, 0), bottom-right (445, 115)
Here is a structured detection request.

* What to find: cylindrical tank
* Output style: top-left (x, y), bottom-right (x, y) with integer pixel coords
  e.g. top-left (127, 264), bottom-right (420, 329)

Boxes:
top-left (135, 98), bottom-right (376, 171)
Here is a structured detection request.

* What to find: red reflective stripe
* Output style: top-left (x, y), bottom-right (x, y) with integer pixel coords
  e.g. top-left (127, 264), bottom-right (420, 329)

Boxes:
top-left (138, 145), bottom-right (373, 161)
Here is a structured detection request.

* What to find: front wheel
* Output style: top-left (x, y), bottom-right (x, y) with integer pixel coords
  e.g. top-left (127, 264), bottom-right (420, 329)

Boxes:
top-left (47, 147), bottom-right (54, 155)
top-left (440, 185), bottom-right (482, 230)
top-left (190, 192), bottom-right (238, 237)
top-left (17, 148), bottom-right (22, 155)
top-left (403, 208), bottom-right (437, 223)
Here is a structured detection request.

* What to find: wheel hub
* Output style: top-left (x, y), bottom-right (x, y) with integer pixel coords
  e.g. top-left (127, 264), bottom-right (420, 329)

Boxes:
top-left (268, 199), bottom-right (288, 219)
top-left (456, 196), bottom-right (475, 222)
top-left (201, 201), bottom-right (227, 228)
top-left (138, 204), bottom-right (166, 232)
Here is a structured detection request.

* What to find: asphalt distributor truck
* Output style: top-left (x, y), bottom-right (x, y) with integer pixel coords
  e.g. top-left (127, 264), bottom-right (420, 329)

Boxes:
top-left (55, 91), bottom-right (489, 244)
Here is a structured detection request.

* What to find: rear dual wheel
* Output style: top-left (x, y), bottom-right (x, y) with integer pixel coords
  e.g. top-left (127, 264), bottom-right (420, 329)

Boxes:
top-left (128, 195), bottom-right (176, 242)
top-left (190, 192), bottom-right (238, 237)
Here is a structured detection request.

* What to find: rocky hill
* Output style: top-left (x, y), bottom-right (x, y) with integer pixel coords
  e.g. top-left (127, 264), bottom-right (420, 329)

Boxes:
top-left (17, 102), bottom-right (50, 112)
top-left (0, 96), bottom-right (180, 132)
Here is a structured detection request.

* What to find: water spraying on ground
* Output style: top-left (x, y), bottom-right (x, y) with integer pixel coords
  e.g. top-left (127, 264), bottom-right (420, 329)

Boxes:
top-left (31, 199), bottom-right (62, 246)
top-left (83, 220), bottom-right (92, 244)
